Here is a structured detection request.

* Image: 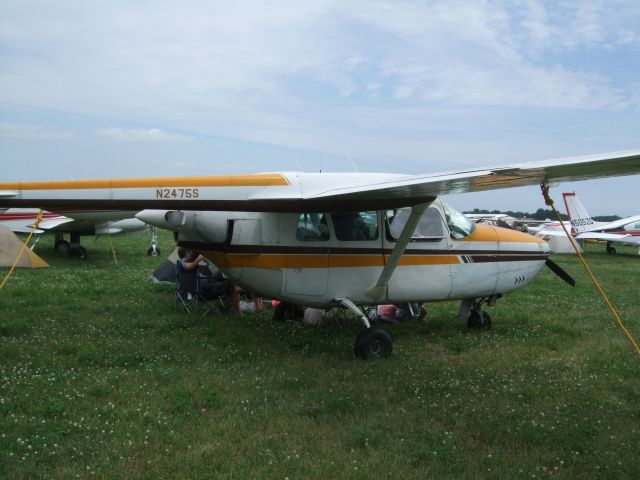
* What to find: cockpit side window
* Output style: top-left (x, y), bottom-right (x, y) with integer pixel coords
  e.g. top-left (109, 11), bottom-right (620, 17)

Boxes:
top-left (386, 206), bottom-right (448, 241)
top-left (332, 211), bottom-right (379, 241)
top-left (296, 213), bottom-right (330, 241)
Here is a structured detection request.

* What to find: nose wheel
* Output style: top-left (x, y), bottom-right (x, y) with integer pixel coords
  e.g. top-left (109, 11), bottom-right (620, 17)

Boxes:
top-left (460, 297), bottom-right (495, 329)
top-left (467, 310), bottom-right (492, 329)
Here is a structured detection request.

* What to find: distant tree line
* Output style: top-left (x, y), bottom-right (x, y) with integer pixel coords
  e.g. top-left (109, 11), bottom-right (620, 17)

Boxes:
top-left (464, 208), bottom-right (621, 222)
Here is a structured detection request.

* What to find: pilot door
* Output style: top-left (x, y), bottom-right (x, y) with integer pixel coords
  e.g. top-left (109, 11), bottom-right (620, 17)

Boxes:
top-left (383, 205), bottom-right (452, 302)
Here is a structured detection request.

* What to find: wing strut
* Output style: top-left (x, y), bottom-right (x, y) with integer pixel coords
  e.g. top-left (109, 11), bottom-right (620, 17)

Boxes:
top-left (365, 202), bottom-right (430, 300)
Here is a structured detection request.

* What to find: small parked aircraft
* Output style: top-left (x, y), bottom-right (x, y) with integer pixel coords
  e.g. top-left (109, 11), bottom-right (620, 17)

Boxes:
top-left (0, 207), bottom-right (152, 258)
top-left (465, 212), bottom-right (548, 232)
top-left (2, 148), bottom-right (640, 358)
top-left (563, 192), bottom-right (640, 254)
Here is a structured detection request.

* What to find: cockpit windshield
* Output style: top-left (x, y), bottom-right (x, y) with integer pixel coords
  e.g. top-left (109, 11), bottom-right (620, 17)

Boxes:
top-left (440, 200), bottom-right (476, 239)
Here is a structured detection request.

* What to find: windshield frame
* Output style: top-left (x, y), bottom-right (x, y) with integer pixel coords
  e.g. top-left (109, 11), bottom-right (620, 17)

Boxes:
top-left (384, 204), bottom-right (450, 242)
top-left (440, 199), bottom-right (476, 240)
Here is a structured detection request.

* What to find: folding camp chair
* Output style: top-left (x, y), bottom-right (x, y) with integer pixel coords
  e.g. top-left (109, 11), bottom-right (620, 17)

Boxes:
top-left (175, 262), bottom-right (199, 314)
top-left (175, 262), bottom-right (228, 317)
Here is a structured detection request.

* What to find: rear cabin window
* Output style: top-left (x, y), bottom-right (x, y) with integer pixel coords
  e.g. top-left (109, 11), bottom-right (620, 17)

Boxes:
top-left (332, 211), bottom-right (379, 241)
top-left (296, 213), bottom-right (330, 241)
top-left (387, 206), bottom-right (448, 240)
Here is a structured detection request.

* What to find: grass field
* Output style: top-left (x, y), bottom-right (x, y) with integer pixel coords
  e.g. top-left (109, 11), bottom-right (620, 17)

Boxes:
top-left (1, 231), bottom-right (639, 479)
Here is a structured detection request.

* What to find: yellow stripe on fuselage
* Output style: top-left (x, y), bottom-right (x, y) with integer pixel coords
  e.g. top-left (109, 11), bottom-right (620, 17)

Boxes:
top-left (206, 252), bottom-right (462, 269)
top-left (0, 173), bottom-right (290, 191)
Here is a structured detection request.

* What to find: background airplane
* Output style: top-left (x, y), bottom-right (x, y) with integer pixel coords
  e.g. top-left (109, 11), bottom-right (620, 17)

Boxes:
top-left (563, 192), bottom-right (640, 254)
top-left (465, 212), bottom-right (549, 232)
top-left (0, 208), bottom-right (153, 258)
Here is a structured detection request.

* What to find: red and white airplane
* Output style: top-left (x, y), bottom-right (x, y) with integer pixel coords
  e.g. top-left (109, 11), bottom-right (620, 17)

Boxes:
top-left (0, 208), bottom-right (150, 258)
top-left (563, 192), bottom-right (640, 254)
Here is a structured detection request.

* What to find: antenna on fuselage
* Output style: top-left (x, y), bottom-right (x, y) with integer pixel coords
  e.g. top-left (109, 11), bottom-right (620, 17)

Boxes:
top-left (347, 152), bottom-right (359, 172)
top-left (289, 151), bottom-right (304, 172)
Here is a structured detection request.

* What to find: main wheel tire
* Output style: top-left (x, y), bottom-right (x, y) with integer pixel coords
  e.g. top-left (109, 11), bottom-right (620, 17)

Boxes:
top-left (55, 240), bottom-right (70, 255)
top-left (606, 246), bottom-right (617, 255)
top-left (71, 246), bottom-right (88, 259)
top-left (354, 328), bottom-right (392, 359)
top-left (467, 310), bottom-right (492, 329)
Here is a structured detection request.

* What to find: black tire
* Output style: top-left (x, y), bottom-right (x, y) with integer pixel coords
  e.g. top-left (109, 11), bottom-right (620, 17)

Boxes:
top-left (606, 246), bottom-right (617, 255)
top-left (72, 246), bottom-right (88, 259)
top-left (55, 240), bottom-right (70, 255)
top-left (147, 246), bottom-right (161, 257)
top-left (467, 310), bottom-right (492, 329)
top-left (354, 328), bottom-right (393, 359)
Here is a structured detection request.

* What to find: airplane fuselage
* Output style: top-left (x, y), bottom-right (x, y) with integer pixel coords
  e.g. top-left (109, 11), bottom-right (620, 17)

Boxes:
top-left (139, 200), bottom-right (549, 307)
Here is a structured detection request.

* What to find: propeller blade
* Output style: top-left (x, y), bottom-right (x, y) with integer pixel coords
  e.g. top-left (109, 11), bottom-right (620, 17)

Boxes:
top-left (545, 259), bottom-right (576, 287)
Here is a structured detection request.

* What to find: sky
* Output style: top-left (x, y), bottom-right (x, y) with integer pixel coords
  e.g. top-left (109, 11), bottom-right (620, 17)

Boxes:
top-left (1, 0), bottom-right (640, 215)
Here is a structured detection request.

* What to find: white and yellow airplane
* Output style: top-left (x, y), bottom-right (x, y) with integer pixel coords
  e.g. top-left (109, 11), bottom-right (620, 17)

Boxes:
top-left (2, 149), bottom-right (640, 358)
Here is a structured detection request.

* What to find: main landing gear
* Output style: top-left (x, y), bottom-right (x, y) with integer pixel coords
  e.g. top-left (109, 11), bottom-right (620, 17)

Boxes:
top-left (337, 298), bottom-right (393, 359)
top-left (147, 226), bottom-right (161, 257)
top-left (354, 328), bottom-right (393, 359)
top-left (55, 233), bottom-right (87, 259)
top-left (606, 241), bottom-right (617, 255)
top-left (338, 296), bottom-right (498, 359)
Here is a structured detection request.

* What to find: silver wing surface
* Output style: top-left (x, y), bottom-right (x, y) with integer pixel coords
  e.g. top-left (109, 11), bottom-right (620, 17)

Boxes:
top-left (1, 149), bottom-right (640, 212)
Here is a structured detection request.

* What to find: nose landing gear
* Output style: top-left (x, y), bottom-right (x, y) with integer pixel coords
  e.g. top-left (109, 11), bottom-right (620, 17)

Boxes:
top-left (459, 297), bottom-right (497, 330)
top-left (467, 309), bottom-right (492, 329)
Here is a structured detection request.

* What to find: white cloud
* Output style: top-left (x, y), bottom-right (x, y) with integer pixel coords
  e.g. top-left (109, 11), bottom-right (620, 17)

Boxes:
top-left (96, 127), bottom-right (190, 143)
top-left (1, 0), bottom-right (638, 117)
top-left (0, 122), bottom-right (74, 140)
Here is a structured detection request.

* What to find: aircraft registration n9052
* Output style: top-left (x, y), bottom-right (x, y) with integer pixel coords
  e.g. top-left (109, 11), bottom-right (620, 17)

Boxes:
top-left (2, 148), bottom-right (640, 358)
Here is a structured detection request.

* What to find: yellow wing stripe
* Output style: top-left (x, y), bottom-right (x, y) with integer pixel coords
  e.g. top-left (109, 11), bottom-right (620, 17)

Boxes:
top-left (0, 173), bottom-right (290, 191)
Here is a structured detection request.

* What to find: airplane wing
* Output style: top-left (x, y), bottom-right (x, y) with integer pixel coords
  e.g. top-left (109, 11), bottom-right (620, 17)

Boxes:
top-left (593, 215), bottom-right (640, 232)
top-left (1, 148), bottom-right (640, 212)
top-left (36, 217), bottom-right (76, 230)
top-left (9, 225), bottom-right (45, 234)
top-left (534, 229), bottom-right (569, 238)
top-left (0, 209), bottom-right (72, 234)
top-left (576, 232), bottom-right (640, 244)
